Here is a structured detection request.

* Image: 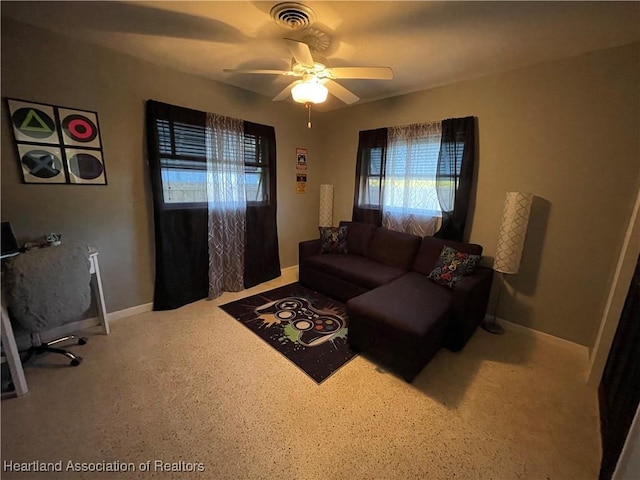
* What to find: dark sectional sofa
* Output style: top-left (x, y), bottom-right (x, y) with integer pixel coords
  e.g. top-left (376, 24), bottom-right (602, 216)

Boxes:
top-left (298, 221), bottom-right (493, 382)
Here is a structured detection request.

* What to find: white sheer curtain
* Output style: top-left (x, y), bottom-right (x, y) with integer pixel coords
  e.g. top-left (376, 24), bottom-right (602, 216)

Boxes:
top-left (382, 121), bottom-right (442, 236)
top-left (206, 113), bottom-right (246, 299)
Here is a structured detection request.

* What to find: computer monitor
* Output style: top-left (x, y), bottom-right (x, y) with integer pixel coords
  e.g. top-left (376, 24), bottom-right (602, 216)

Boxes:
top-left (1, 222), bottom-right (20, 258)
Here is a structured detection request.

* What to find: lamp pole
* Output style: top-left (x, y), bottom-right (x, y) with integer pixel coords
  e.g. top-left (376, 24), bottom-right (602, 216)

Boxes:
top-left (482, 271), bottom-right (506, 335)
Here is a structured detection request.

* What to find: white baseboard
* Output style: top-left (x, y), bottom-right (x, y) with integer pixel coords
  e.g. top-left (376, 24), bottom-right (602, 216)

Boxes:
top-left (49, 267), bottom-right (299, 339)
top-left (94, 265), bottom-right (298, 325)
top-left (281, 265), bottom-right (299, 278)
top-left (38, 303), bottom-right (153, 341)
top-left (107, 302), bottom-right (153, 322)
top-left (488, 315), bottom-right (589, 360)
top-left (40, 317), bottom-right (105, 342)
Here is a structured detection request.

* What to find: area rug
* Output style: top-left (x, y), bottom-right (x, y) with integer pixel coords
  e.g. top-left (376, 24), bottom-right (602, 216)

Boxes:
top-left (219, 283), bottom-right (357, 383)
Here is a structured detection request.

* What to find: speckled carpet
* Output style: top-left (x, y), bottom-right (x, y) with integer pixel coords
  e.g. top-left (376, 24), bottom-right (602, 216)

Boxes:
top-left (0, 270), bottom-right (601, 480)
top-left (220, 283), bottom-right (357, 383)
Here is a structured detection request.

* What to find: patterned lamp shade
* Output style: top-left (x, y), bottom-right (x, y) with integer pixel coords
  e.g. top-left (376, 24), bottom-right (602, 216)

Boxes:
top-left (494, 192), bottom-right (533, 274)
top-left (319, 184), bottom-right (334, 227)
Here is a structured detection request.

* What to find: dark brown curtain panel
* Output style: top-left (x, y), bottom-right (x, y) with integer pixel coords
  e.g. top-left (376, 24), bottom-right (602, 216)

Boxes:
top-left (243, 121), bottom-right (281, 288)
top-left (434, 116), bottom-right (476, 242)
top-left (352, 128), bottom-right (388, 226)
top-left (146, 100), bottom-right (208, 310)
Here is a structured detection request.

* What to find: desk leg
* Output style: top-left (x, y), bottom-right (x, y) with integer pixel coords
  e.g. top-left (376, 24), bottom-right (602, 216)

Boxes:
top-left (91, 255), bottom-right (110, 335)
top-left (1, 302), bottom-right (28, 397)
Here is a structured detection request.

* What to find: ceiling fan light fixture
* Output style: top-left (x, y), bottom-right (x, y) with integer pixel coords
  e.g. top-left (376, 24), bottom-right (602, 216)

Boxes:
top-left (291, 80), bottom-right (328, 104)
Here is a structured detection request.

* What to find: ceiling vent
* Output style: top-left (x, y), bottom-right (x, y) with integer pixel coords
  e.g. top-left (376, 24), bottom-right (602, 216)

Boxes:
top-left (270, 2), bottom-right (316, 31)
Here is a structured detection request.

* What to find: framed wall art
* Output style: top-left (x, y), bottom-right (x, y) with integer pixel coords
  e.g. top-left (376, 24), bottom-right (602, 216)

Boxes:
top-left (7, 98), bottom-right (107, 185)
top-left (295, 147), bottom-right (307, 194)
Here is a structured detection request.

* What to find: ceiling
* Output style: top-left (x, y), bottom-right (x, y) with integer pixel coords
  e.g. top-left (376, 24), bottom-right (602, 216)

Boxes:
top-left (2, 1), bottom-right (639, 111)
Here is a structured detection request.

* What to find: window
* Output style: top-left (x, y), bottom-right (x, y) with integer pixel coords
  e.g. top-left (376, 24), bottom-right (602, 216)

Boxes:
top-left (243, 130), bottom-right (270, 205)
top-left (357, 146), bottom-right (384, 208)
top-left (353, 117), bottom-right (476, 240)
top-left (357, 123), bottom-right (447, 216)
top-left (157, 120), bottom-right (207, 204)
top-left (384, 129), bottom-right (442, 217)
top-left (155, 119), bottom-right (270, 206)
top-left (379, 124), bottom-right (444, 235)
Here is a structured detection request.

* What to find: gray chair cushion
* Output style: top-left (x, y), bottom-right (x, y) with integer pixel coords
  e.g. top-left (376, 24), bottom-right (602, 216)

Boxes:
top-left (4, 243), bottom-right (91, 333)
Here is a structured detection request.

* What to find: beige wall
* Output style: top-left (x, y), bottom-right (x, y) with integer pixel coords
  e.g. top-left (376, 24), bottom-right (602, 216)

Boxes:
top-left (317, 43), bottom-right (640, 347)
top-left (2, 16), bottom-right (638, 347)
top-left (1, 18), bottom-right (322, 313)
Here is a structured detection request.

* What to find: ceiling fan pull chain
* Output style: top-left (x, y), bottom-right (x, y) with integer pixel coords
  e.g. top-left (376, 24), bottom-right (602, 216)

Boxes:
top-left (307, 102), bottom-right (312, 128)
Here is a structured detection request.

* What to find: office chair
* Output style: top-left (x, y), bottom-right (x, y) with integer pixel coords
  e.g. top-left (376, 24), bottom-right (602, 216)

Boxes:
top-left (2, 239), bottom-right (92, 367)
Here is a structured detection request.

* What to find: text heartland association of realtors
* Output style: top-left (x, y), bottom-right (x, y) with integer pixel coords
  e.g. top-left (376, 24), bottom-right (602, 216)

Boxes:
top-left (3, 459), bottom-right (206, 473)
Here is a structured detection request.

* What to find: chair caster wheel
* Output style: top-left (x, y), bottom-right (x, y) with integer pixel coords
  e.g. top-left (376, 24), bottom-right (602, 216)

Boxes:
top-left (78, 337), bottom-right (88, 345)
top-left (70, 357), bottom-right (83, 367)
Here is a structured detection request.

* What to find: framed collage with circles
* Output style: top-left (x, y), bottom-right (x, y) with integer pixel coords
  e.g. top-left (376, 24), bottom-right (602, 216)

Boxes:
top-left (7, 98), bottom-right (107, 185)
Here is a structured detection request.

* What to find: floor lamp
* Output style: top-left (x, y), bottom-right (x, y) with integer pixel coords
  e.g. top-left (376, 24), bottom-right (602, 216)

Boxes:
top-left (319, 184), bottom-right (334, 227)
top-left (482, 192), bottom-right (533, 335)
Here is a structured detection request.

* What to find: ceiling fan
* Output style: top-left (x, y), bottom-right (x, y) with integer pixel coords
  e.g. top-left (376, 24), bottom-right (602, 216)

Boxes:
top-left (223, 38), bottom-right (393, 106)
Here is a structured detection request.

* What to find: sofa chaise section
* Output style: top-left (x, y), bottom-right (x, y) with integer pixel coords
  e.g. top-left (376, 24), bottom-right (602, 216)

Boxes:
top-left (347, 272), bottom-right (452, 381)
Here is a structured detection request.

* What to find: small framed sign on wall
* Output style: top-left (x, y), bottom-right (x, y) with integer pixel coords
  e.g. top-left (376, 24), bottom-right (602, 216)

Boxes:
top-left (7, 98), bottom-right (107, 185)
top-left (295, 147), bottom-right (307, 194)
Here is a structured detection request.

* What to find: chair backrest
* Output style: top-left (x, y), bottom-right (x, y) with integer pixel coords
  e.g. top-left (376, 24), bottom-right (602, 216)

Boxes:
top-left (4, 243), bottom-right (92, 333)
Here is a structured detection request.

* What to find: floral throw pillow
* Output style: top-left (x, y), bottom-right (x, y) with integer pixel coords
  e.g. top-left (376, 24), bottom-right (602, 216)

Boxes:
top-left (319, 226), bottom-right (348, 254)
top-left (427, 246), bottom-right (481, 288)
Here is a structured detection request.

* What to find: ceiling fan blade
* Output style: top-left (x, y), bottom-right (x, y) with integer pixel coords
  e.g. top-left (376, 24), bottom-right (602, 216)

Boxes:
top-left (323, 79), bottom-right (360, 105)
top-left (329, 67), bottom-right (394, 80)
top-left (284, 38), bottom-right (315, 67)
top-left (272, 81), bottom-right (301, 101)
top-left (223, 68), bottom-right (297, 76)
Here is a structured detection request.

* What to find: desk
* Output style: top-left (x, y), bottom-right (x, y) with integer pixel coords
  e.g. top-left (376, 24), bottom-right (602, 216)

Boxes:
top-left (0, 300), bottom-right (27, 397)
top-left (1, 249), bottom-right (109, 398)
top-left (89, 249), bottom-right (110, 335)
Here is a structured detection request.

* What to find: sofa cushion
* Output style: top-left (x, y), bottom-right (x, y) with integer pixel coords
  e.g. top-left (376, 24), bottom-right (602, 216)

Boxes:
top-left (427, 246), bottom-right (481, 288)
top-left (347, 272), bottom-right (452, 338)
top-left (339, 221), bottom-right (377, 257)
top-left (412, 236), bottom-right (483, 275)
top-left (304, 253), bottom-right (407, 289)
top-left (367, 228), bottom-right (421, 270)
top-left (319, 226), bottom-right (348, 254)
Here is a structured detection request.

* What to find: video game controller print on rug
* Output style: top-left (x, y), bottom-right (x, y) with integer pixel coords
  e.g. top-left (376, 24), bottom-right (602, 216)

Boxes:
top-left (254, 297), bottom-right (346, 348)
top-left (219, 283), bottom-right (357, 383)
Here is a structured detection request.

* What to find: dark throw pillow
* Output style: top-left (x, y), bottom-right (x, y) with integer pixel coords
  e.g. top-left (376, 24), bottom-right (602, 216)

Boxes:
top-left (427, 246), bottom-right (481, 288)
top-left (319, 226), bottom-right (348, 254)
top-left (465, 253), bottom-right (482, 275)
